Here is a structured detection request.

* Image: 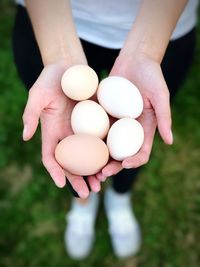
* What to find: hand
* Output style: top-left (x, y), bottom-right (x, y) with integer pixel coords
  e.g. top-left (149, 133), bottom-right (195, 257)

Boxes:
top-left (96, 52), bottom-right (173, 181)
top-left (22, 60), bottom-right (101, 198)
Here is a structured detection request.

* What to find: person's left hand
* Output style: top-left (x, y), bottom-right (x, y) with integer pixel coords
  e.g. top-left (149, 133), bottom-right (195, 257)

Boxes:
top-left (94, 52), bottom-right (173, 182)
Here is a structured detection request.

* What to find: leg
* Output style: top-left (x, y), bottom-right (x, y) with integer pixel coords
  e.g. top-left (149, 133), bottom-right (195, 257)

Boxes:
top-left (12, 5), bottom-right (43, 90)
top-left (80, 40), bottom-right (142, 257)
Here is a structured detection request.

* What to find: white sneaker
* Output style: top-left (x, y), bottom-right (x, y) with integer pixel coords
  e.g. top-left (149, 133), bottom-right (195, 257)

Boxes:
top-left (104, 188), bottom-right (141, 258)
top-left (65, 192), bottom-right (99, 259)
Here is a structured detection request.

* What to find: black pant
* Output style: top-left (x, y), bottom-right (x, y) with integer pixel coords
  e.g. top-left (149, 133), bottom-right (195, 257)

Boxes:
top-left (12, 5), bottom-right (196, 194)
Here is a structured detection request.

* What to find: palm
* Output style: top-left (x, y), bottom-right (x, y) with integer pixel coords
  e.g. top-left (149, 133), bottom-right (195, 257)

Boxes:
top-left (97, 54), bottom-right (172, 179)
top-left (23, 61), bottom-right (100, 198)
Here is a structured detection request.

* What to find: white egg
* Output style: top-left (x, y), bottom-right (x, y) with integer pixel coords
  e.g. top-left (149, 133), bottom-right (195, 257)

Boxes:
top-left (71, 100), bottom-right (110, 139)
top-left (107, 118), bottom-right (144, 161)
top-left (61, 65), bottom-right (98, 101)
top-left (97, 76), bottom-right (143, 119)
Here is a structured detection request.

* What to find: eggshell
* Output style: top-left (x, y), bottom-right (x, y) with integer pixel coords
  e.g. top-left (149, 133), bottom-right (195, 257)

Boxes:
top-left (71, 100), bottom-right (110, 139)
top-left (55, 134), bottom-right (109, 176)
top-left (61, 65), bottom-right (99, 101)
top-left (97, 76), bottom-right (143, 119)
top-left (107, 118), bottom-right (144, 161)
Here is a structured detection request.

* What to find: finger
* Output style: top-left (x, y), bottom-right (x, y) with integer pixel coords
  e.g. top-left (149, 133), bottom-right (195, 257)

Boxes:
top-left (152, 85), bottom-right (173, 145)
top-left (22, 89), bottom-right (43, 141)
top-left (43, 156), bottom-right (66, 188)
top-left (100, 160), bottom-right (123, 178)
top-left (122, 149), bottom-right (150, 169)
top-left (65, 170), bottom-right (90, 199)
top-left (41, 120), bottom-right (66, 188)
top-left (96, 172), bottom-right (107, 182)
top-left (87, 176), bottom-right (101, 193)
top-left (41, 116), bottom-right (90, 197)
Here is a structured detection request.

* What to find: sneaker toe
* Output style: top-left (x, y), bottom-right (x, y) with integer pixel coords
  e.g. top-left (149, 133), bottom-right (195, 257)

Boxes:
top-left (65, 229), bottom-right (94, 259)
top-left (110, 222), bottom-right (141, 258)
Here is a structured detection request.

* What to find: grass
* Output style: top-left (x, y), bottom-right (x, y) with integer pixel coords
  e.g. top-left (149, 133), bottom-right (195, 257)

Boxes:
top-left (0, 2), bottom-right (200, 267)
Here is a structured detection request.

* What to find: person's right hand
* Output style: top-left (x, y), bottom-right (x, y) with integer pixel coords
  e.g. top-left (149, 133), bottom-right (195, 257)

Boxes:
top-left (22, 60), bottom-right (101, 198)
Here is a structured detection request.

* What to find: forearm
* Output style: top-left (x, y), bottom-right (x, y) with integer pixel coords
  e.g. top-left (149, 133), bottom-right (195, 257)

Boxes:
top-left (121, 0), bottom-right (188, 63)
top-left (25, 0), bottom-right (86, 65)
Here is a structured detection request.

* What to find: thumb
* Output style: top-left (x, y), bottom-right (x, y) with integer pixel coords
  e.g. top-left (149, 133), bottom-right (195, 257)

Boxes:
top-left (22, 89), bottom-right (43, 141)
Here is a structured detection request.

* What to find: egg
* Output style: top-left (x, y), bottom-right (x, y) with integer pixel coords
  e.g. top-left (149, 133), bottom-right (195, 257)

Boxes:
top-left (97, 76), bottom-right (143, 119)
top-left (71, 100), bottom-right (110, 139)
top-left (61, 65), bottom-right (99, 101)
top-left (55, 134), bottom-right (109, 176)
top-left (107, 118), bottom-right (144, 161)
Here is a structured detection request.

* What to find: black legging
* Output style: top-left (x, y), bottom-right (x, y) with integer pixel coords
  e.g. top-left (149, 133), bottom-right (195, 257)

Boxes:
top-left (12, 5), bottom-right (196, 194)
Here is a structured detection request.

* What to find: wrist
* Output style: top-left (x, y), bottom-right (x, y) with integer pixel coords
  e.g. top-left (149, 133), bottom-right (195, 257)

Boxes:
top-left (120, 0), bottom-right (188, 64)
top-left (120, 26), bottom-right (167, 64)
top-left (112, 50), bottom-right (160, 80)
top-left (40, 30), bottom-right (87, 66)
top-left (42, 45), bottom-right (87, 67)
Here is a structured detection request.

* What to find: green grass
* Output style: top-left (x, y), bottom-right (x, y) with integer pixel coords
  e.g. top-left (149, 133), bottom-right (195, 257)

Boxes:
top-left (0, 2), bottom-right (200, 267)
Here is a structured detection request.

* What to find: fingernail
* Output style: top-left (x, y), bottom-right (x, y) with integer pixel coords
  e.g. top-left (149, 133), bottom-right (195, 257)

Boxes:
top-left (169, 130), bottom-right (173, 144)
top-left (94, 184), bottom-right (101, 193)
top-left (97, 173), bottom-right (106, 182)
top-left (101, 176), bottom-right (107, 182)
top-left (80, 190), bottom-right (89, 199)
top-left (77, 186), bottom-right (89, 199)
top-left (122, 162), bottom-right (132, 169)
top-left (55, 179), bottom-right (66, 188)
top-left (23, 124), bottom-right (28, 140)
top-left (102, 168), bottom-right (113, 177)
top-left (123, 165), bottom-right (132, 169)
top-left (102, 171), bottom-right (110, 177)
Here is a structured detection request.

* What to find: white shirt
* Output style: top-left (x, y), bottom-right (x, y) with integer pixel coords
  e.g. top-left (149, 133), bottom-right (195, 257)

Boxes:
top-left (16, 0), bottom-right (198, 49)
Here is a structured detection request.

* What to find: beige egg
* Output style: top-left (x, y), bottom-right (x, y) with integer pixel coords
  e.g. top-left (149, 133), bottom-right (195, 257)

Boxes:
top-left (61, 65), bottom-right (99, 101)
top-left (71, 100), bottom-right (110, 139)
top-left (55, 134), bottom-right (109, 176)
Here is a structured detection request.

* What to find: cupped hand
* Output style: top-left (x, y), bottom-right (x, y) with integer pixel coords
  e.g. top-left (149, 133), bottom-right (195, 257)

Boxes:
top-left (22, 60), bottom-right (101, 198)
top-left (96, 52), bottom-right (173, 181)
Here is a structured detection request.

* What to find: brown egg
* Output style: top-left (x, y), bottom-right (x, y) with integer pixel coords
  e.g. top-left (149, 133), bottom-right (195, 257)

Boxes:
top-left (55, 134), bottom-right (109, 176)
